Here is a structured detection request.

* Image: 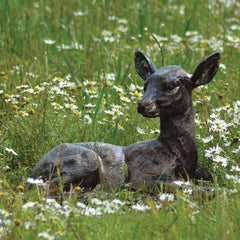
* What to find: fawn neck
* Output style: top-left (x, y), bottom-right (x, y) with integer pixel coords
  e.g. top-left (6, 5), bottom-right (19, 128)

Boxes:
top-left (158, 103), bottom-right (196, 143)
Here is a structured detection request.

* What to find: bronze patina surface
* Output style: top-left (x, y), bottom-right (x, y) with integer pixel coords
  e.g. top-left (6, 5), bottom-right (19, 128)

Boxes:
top-left (29, 51), bottom-right (221, 190)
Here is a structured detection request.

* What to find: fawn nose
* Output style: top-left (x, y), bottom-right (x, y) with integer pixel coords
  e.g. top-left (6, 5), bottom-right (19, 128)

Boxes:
top-left (137, 99), bottom-right (148, 113)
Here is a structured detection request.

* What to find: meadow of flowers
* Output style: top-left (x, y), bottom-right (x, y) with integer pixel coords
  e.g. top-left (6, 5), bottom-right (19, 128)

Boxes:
top-left (0, 0), bottom-right (239, 239)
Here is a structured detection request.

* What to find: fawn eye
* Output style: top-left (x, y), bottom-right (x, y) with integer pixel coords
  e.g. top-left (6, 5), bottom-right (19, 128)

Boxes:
top-left (167, 83), bottom-right (175, 91)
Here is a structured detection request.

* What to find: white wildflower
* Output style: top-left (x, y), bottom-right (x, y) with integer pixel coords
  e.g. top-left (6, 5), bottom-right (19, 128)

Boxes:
top-left (27, 177), bottom-right (44, 185)
top-left (225, 174), bottom-right (240, 184)
top-left (76, 202), bottom-right (87, 209)
top-left (91, 198), bottom-right (103, 206)
top-left (159, 193), bottom-right (175, 202)
top-left (204, 145), bottom-right (222, 158)
top-left (84, 206), bottom-right (102, 216)
top-left (231, 165), bottom-right (240, 172)
top-left (83, 115), bottom-right (92, 125)
top-left (43, 39), bottom-right (56, 45)
top-left (73, 10), bottom-right (86, 16)
top-left (64, 103), bottom-right (78, 110)
top-left (38, 232), bottom-right (54, 240)
top-left (132, 204), bottom-right (150, 211)
top-left (24, 221), bottom-right (36, 230)
top-left (232, 146), bottom-right (240, 154)
top-left (85, 103), bottom-right (96, 108)
top-left (22, 202), bottom-right (35, 211)
top-left (213, 155), bottom-right (229, 167)
top-left (150, 129), bottom-right (160, 134)
top-left (5, 147), bottom-right (18, 156)
top-left (136, 127), bottom-right (145, 134)
top-left (120, 96), bottom-right (131, 102)
top-left (201, 135), bottom-right (213, 143)
top-left (51, 102), bottom-right (64, 109)
top-left (111, 199), bottom-right (125, 206)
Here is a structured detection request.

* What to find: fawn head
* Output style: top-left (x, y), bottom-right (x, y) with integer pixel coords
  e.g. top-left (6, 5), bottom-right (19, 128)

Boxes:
top-left (135, 50), bottom-right (221, 117)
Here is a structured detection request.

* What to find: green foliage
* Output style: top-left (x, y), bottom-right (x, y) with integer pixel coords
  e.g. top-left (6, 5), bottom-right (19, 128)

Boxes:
top-left (0, 0), bottom-right (239, 239)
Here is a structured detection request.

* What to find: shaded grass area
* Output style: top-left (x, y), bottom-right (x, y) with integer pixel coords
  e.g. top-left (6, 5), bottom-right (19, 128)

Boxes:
top-left (1, 187), bottom-right (239, 240)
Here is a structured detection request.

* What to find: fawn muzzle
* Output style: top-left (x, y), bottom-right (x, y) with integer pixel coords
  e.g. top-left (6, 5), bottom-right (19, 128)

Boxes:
top-left (137, 93), bottom-right (161, 118)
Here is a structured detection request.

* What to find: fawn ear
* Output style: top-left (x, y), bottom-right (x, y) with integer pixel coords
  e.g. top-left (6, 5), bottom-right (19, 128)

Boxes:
top-left (191, 52), bottom-right (221, 88)
top-left (135, 50), bottom-right (157, 80)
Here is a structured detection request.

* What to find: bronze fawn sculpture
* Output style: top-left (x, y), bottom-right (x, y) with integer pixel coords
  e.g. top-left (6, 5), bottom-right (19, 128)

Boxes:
top-left (29, 50), bottom-right (221, 190)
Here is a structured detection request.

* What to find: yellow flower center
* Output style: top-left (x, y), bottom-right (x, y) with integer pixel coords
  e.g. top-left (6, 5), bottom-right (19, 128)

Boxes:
top-left (87, 81), bottom-right (92, 87)
top-left (12, 105), bottom-right (19, 110)
top-left (28, 108), bottom-right (35, 115)
top-left (54, 103), bottom-right (60, 108)
top-left (77, 83), bottom-right (83, 88)
top-left (75, 186), bottom-right (82, 191)
top-left (34, 86), bottom-right (41, 92)
top-left (3, 93), bottom-right (11, 99)
top-left (14, 218), bottom-right (21, 225)
top-left (18, 110), bottom-right (25, 116)
top-left (133, 92), bottom-right (140, 97)
top-left (17, 185), bottom-right (24, 190)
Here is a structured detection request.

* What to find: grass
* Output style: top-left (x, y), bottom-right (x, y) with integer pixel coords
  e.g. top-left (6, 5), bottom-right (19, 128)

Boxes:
top-left (0, 0), bottom-right (239, 239)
